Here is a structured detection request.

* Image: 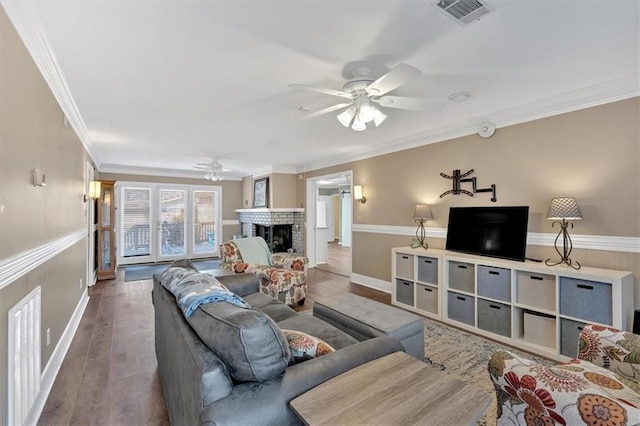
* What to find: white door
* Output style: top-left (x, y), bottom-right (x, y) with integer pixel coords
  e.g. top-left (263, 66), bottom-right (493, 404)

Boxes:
top-left (118, 183), bottom-right (222, 264)
top-left (157, 187), bottom-right (188, 260)
top-left (119, 185), bottom-right (154, 265)
top-left (191, 187), bottom-right (222, 258)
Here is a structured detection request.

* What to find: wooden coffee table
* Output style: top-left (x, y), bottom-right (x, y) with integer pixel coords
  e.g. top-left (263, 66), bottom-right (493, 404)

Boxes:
top-left (290, 351), bottom-right (491, 425)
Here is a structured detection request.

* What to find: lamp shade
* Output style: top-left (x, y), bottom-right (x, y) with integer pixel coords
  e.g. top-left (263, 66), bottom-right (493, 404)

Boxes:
top-left (337, 107), bottom-right (356, 127)
top-left (414, 204), bottom-right (433, 220)
top-left (353, 185), bottom-right (364, 201)
top-left (546, 197), bottom-right (583, 220)
top-left (88, 181), bottom-right (101, 199)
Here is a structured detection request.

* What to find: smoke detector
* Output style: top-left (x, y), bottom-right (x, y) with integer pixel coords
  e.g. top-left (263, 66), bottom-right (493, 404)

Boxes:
top-left (433, 0), bottom-right (494, 26)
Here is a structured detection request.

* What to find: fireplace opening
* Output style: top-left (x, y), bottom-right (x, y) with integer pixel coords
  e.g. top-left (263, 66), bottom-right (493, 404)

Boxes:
top-left (255, 224), bottom-right (292, 253)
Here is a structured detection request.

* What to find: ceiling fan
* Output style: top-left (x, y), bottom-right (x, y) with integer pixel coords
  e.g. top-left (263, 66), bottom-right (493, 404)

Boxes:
top-left (290, 63), bottom-right (443, 131)
top-left (193, 159), bottom-right (224, 181)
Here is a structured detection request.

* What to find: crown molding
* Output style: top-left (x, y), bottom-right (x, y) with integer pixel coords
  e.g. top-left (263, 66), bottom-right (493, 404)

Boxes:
top-left (99, 164), bottom-right (243, 181)
top-left (250, 165), bottom-right (299, 178)
top-left (2, 2), bottom-right (99, 163)
top-left (301, 78), bottom-right (639, 173)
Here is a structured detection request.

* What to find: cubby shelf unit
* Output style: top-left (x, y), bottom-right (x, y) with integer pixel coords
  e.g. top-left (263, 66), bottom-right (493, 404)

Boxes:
top-left (391, 247), bottom-right (634, 362)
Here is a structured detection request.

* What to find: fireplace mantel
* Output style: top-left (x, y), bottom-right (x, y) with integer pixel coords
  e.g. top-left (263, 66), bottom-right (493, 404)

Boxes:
top-left (235, 208), bottom-right (305, 213)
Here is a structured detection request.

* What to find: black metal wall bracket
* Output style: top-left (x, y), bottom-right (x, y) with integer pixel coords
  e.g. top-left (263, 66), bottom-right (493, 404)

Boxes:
top-left (439, 169), bottom-right (497, 202)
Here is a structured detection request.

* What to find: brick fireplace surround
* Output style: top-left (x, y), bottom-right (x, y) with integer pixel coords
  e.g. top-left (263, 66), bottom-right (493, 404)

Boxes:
top-left (235, 208), bottom-right (305, 254)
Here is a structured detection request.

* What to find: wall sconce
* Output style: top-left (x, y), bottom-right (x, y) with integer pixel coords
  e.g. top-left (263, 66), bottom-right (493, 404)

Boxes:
top-left (411, 204), bottom-right (433, 250)
top-left (84, 180), bottom-right (101, 202)
top-left (545, 197), bottom-right (583, 270)
top-left (32, 169), bottom-right (46, 187)
top-left (353, 185), bottom-right (366, 204)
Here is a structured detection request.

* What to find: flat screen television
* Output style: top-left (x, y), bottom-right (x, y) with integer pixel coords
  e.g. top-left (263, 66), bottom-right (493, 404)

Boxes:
top-left (445, 206), bottom-right (529, 262)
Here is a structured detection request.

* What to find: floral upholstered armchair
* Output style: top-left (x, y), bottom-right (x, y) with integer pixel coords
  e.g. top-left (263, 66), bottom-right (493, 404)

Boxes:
top-left (488, 324), bottom-right (640, 425)
top-left (220, 237), bottom-right (308, 306)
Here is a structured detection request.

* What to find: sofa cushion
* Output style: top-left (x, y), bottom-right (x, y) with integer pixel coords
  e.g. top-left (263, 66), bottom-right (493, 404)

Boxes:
top-left (282, 329), bottom-right (334, 363)
top-left (277, 314), bottom-right (359, 350)
top-left (243, 292), bottom-right (298, 323)
top-left (186, 302), bottom-right (291, 382)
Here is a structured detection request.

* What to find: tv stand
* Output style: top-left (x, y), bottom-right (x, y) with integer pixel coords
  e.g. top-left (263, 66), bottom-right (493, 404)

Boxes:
top-left (392, 247), bottom-right (634, 361)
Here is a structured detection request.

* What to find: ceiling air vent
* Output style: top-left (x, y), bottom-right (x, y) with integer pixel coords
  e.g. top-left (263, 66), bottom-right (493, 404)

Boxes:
top-left (433, 0), bottom-right (494, 26)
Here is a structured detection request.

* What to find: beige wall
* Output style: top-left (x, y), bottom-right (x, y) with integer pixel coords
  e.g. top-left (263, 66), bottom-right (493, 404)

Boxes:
top-left (0, 8), bottom-right (91, 421)
top-left (307, 98), bottom-right (640, 301)
top-left (270, 173), bottom-right (298, 208)
top-left (241, 176), bottom-right (252, 208)
top-left (242, 173), bottom-right (300, 208)
top-left (98, 173), bottom-right (243, 243)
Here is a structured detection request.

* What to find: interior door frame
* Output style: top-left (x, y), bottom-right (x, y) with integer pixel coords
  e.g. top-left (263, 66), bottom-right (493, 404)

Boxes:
top-left (305, 170), bottom-right (353, 270)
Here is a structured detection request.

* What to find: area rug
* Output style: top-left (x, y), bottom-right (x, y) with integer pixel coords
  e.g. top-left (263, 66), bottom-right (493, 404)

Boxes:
top-left (422, 319), bottom-right (555, 425)
top-left (123, 259), bottom-right (221, 281)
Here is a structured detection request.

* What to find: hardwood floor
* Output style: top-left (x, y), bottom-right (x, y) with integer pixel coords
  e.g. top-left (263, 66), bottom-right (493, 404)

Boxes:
top-left (39, 267), bottom-right (388, 425)
top-left (315, 241), bottom-right (351, 277)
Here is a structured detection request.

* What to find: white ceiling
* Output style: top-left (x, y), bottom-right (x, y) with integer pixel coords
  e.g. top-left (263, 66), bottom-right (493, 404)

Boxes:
top-left (6, 1), bottom-right (639, 179)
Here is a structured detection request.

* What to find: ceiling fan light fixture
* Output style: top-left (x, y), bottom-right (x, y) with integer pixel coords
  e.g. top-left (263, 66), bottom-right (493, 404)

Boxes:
top-left (355, 97), bottom-right (376, 123)
top-left (372, 108), bottom-right (388, 127)
top-left (337, 107), bottom-right (356, 127)
top-left (351, 117), bottom-right (366, 132)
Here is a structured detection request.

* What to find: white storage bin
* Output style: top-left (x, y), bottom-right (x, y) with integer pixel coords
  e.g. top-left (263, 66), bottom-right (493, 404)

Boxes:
top-left (395, 253), bottom-right (414, 280)
top-left (516, 271), bottom-right (555, 311)
top-left (524, 312), bottom-right (556, 349)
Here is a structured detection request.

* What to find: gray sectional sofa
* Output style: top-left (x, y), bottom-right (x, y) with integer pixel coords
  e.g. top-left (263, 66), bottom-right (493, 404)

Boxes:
top-left (152, 266), bottom-right (405, 425)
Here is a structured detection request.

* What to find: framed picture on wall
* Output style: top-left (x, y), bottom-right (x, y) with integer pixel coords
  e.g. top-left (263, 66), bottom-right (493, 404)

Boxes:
top-left (253, 177), bottom-right (269, 208)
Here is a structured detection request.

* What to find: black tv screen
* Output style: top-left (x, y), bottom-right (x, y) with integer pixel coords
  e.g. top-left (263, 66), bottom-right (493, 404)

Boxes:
top-left (445, 206), bottom-right (529, 262)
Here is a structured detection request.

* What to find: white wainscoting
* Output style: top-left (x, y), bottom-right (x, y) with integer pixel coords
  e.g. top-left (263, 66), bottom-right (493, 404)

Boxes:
top-left (352, 224), bottom-right (640, 254)
top-left (0, 229), bottom-right (87, 290)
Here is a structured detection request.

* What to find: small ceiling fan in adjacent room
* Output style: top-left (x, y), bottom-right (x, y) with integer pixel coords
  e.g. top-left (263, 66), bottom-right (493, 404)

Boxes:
top-left (289, 63), bottom-right (444, 131)
top-left (193, 159), bottom-right (225, 181)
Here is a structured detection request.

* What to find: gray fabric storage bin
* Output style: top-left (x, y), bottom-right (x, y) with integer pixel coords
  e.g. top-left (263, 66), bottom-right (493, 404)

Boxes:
top-left (559, 278), bottom-right (612, 325)
top-left (448, 261), bottom-right (475, 293)
top-left (560, 318), bottom-right (586, 358)
top-left (395, 253), bottom-right (414, 280)
top-left (447, 291), bottom-right (475, 326)
top-left (477, 299), bottom-right (511, 337)
top-left (416, 284), bottom-right (438, 314)
top-left (417, 256), bottom-right (438, 284)
top-left (477, 265), bottom-right (511, 302)
top-left (395, 279), bottom-right (414, 306)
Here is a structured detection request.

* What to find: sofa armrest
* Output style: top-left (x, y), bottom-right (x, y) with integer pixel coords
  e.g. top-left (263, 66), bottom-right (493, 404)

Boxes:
top-left (200, 336), bottom-right (404, 425)
top-left (578, 324), bottom-right (640, 384)
top-left (488, 349), bottom-right (640, 425)
top-left (272, 254), bottom-right (308, 272)
top-left (215, 273), bottom-right (260, 297)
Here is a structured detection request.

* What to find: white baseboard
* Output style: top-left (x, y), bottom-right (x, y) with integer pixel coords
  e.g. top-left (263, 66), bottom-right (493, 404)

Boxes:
top-left (350, 273), bottom-right (391, 294)
top-left (26, 288), bottom-right (89, 426)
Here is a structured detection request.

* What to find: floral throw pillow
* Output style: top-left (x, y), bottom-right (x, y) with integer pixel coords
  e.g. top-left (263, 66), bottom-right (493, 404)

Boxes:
top-left (282, 330), bottom-right (334, 363)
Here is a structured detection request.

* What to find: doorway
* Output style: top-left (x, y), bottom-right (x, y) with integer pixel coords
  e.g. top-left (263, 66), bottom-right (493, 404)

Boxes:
top-left (305, 172), bottom-right (352, 277)
top-left (117, 182), bottom-right (222, 265)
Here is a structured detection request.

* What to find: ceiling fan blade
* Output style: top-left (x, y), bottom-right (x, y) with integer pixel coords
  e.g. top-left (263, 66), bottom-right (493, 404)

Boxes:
top-left (373, 96), bottom-right (444, 112)
top-left (289, 84), bottom-right (353, 100)
top-left (301, 102), bottom-right (353, 120)
top-left (365, 63), bottom-right (422, 97)
top-left (194, 165), bottom-right (211, 170)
